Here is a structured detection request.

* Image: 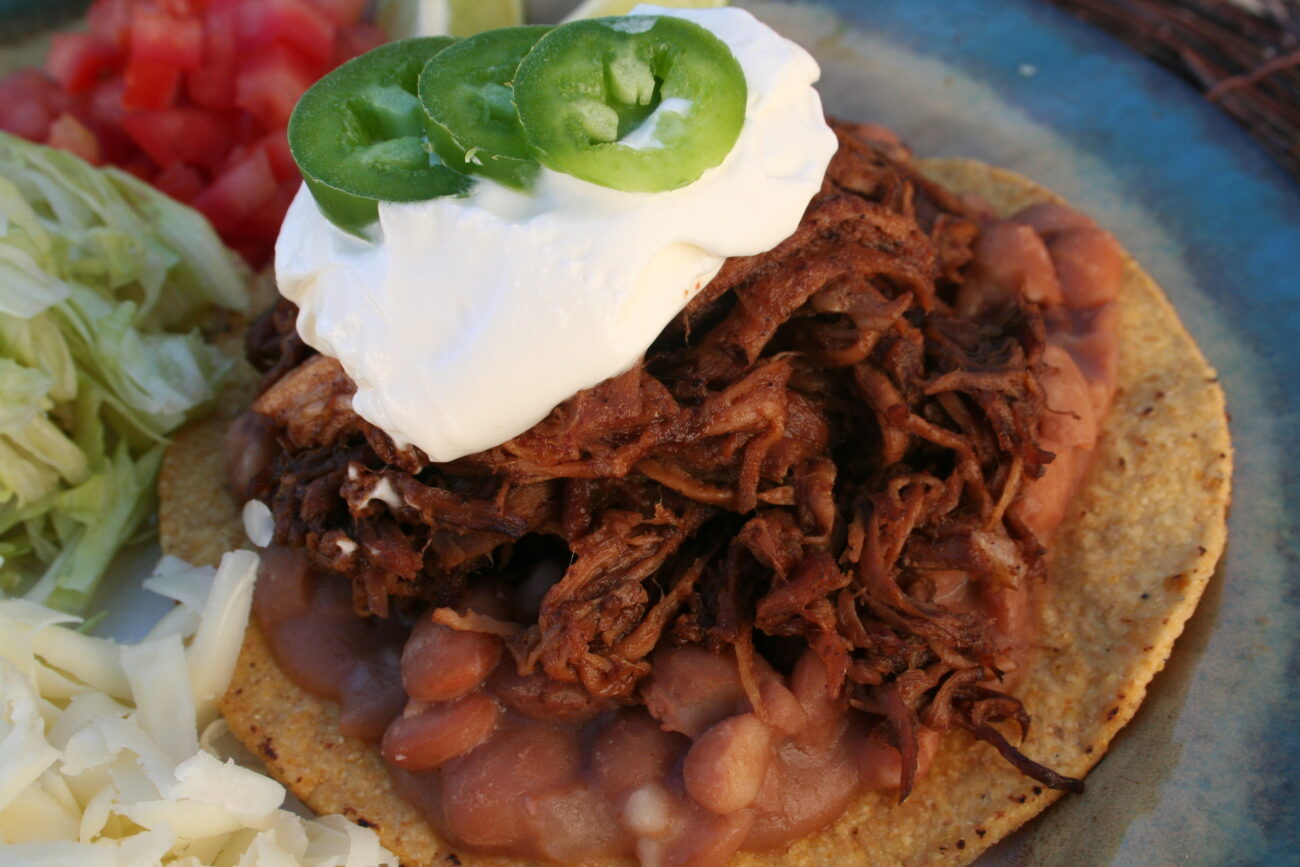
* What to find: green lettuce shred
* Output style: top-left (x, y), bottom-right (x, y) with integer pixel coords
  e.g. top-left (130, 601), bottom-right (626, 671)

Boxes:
top-left (0, 133), bottom-right (249, 611)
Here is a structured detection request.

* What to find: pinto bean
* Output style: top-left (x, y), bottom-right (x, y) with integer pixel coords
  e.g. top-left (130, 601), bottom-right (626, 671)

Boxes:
top-left (981, 583), bottom-right (1035, 678)
top-left (266, 612), bottom-right (372, 699)
top-left (401, 615), bottom-right (502, 703)
top-left (1014, 343), bottom-right (1101, 541)
top-left (746, 736), bottom-right (860, 849)
top-left (1015, 202), bottom-right (1124, 310)
top-left (858, 725), bottom-right (941, 792)
top-left (225, 411), bottom-right (277, 500)
top-left (983, 221), bottom-right (1064, 306)
top-left (1047, 228), bottom-right (1124, 310)
top-left (683, 714), bottom-right (772, 814)
top-left (789, 651), bottom-right (842, 744)
top-left (1038, 344), bottom-right (1097, 451)
top-left (757, 679), bottom-right (808, 738)
top-left (252, 545), bottom-right (314, 628)
top-left (381, 693), bottom-right (499, 770)
top-left (1013, 443), bottom-right (1076, 542)
top-left (439, 724), bottom-right (580, 849)
top-left (590, 710), bottom-right (687, 795)
top-left (1054, 303), bottom-right (1121, 420)
top-left (489, 663), bottom-right (611, 722)
top-left (528, 782), bottom-right (625, 862)
top-left (642, 646), bottom-right (748, 738)
top-left (338, 648), bottom-right (405, 741)
top-left (1012, 201), bottom-right (1088, 235)
top-left (661, 809), bottom-right (754, 867)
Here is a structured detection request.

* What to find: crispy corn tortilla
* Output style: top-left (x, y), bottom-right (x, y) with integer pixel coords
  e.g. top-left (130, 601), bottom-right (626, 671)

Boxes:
top-left (159, 159), bottom-right (1231, 866)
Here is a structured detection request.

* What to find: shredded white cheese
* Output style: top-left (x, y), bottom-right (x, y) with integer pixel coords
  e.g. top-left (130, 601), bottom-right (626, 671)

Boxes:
top-left (0, 551), bottom-right (398, 866)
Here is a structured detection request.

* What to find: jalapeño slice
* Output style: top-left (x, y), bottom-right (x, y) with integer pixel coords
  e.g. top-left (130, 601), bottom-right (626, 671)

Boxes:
top-left (512, 15), bottom-right (747, 192)
top-left (289, 37), bottom-right (471, 234)
top-left (419, 25), bottom-right (551, 189)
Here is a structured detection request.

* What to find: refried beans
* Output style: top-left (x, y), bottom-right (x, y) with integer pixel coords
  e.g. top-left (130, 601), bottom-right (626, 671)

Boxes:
top-left (231, 121), bottom-right (1123, 866)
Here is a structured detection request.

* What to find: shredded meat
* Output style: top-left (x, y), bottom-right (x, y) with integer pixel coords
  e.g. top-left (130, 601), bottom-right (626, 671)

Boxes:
top-left (240, 120), bottom-right (1082, 793)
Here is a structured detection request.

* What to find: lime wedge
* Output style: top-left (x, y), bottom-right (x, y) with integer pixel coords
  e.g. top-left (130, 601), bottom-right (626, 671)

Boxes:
top-left (378, 0), bottom-right (525, 39)
top-left (561, 0), bottom-right (728, 23)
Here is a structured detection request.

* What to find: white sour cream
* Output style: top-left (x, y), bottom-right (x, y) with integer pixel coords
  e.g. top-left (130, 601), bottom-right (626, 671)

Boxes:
top-left (276, 6), bottom-right (837, 462)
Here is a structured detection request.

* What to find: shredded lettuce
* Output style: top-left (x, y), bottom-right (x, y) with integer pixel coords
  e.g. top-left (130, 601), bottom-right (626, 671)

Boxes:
top-left (0, 133), bottom-right (248, 611)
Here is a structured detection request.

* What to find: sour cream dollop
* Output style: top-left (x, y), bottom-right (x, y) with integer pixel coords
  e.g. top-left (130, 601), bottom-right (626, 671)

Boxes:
top-left (276, 6), bottom-right (837, 462)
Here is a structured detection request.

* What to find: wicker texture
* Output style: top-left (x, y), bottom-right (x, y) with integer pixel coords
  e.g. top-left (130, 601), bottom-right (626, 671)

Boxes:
top-left (1043, 0), bottom-right (1300, 180)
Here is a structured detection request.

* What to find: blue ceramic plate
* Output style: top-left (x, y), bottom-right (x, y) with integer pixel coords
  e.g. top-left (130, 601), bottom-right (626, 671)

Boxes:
top-left (4, 1), bottom-right (1295, 863)
top-left (733, 1), bottom-right (1298, 864)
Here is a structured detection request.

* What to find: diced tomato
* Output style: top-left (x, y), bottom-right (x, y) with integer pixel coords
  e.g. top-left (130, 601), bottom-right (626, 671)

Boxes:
top-left (226, 237), bottom-right (269, 267)
top-left (257, 130), bottom-right (296, 181)
top-left (46, 33), bottom-right (121, 94)
top-left (235, 46), bottom-right (318, 130)
top-left (192, 148), bottom-right (276, 235)
top-left (158, 0), bottom-right (209, 14)
top-left (336, 24), bottom-right (387, 63)
top-left (238, 0), bottom-right (336, 66)
top-left (202, 0), bottom-right (239, 67)
top-left (120, 153), bottom-right (158, 180)
top-left (230, 174), bottom-right (299, 243)
top-left (18, 0), bottom-right (385, 267)
top-left (87, 77), bottom-right (126, 129)
top-left (131, 3), bottom-right (204, 70)
top-left (75, 79), bottom-right (134, 163)
top-left (87, 0), bottom-right (136, 51)
top-left (308, 0), bottom-right (366, 27)
top-left (185, 2), bottom-right (237, 108)
top-left (0, 69), bottom-right (64, 140)
top-left (153, 161), bottom-right (205, 202)
top-left (46, 114), bottom-right (103, 165)
top-left (235, 112), bottom-right (264, 146)
top-left (122, 60), bottom-right (182, 110)
top-left (186, 63), bottom-right (235, 110)
top-left (122, 107), bottom-right (235, 169)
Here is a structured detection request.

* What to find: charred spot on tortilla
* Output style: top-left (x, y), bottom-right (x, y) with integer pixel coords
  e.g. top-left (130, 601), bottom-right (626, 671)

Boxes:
top-left (160, 123), bottom-right (1231, 866)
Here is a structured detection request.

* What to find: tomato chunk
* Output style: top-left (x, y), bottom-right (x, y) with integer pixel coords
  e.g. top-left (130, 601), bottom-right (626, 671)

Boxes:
top-left (308, 0), bottom-right (367, 27)
top-left (10, 0), bottom-right (391, 268)
top-left (153, 161), bottom-right (206, 203)
top-left (0, 69), bottom-right (65, 140)
top-left (232, 176), bottom-right (300, 243)
top-left (236, 46), bottom-right (319, 130)
top-left (131, 4), bottom-right (204, 70)
top-left (47, 33), bottom-right (121, 94)
top-left (257, 131), bottom-right (297, 181)
top-left (238, 0), bottom-right (337, 66)
top-left (122, 61), bottom-right (182, 111)
top-left (186, 3), bottom-right (238, 109)
top-left (122, 107), bottom-right (235, 169)
top-left (87, 0), bottom-right (135, 51)
top-left (192, 148), bottom-right (277, 235)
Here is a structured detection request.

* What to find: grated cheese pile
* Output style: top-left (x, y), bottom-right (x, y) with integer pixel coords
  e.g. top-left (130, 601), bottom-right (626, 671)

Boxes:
top-left (0, 550), bottom-right (397, 866)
